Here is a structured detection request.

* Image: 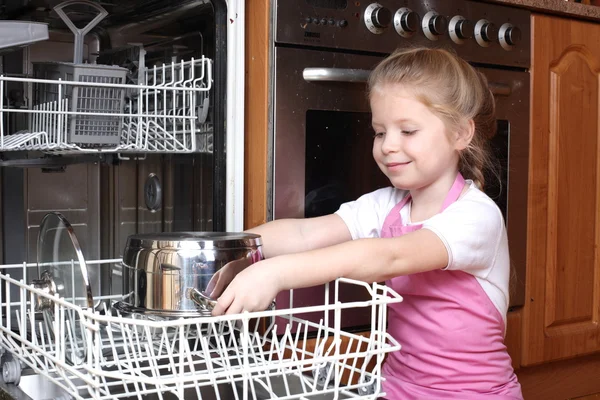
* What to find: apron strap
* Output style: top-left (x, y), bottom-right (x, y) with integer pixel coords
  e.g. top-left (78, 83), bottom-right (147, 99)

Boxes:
top-left (381, 173), bottom-right (466, 235)
top-left (381, 193), bottom-right (412, 234)
top-left (440, 173), bottom-right (466, 212)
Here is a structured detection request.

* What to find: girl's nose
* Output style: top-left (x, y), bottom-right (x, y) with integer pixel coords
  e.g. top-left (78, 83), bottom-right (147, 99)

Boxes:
top-left (380, 133), bottom-right (401, 154)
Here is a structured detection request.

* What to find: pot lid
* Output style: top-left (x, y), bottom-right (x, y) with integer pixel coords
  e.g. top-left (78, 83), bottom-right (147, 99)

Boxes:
top-left (125, 232), bottom-right (262, 250)
top-left (37, 212), bottom-right (94, 309)
top-left (36, 212), bottom-right (93, 366)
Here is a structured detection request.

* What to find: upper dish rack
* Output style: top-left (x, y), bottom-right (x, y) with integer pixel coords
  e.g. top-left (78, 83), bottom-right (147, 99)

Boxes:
top-left (0, 0), bottom-right (213, 155)
top-left (0, 57), bottom-right (212, 154)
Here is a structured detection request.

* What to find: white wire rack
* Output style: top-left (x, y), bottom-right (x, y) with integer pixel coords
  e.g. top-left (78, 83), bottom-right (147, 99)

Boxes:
top-left (0, 259), bottom-right (402, 400)
top-left (0, 57), bottom-right (212, 154)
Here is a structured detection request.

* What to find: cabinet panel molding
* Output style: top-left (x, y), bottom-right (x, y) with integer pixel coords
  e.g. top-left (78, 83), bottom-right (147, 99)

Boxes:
top-left (545, 46), bottom-right (600, 332)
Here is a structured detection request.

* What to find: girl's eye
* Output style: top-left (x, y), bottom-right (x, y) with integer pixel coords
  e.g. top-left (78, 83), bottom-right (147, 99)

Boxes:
top-left (373, 131), bottom-right (385, 138)
top-left (402, 130), bottom-right (417, 135)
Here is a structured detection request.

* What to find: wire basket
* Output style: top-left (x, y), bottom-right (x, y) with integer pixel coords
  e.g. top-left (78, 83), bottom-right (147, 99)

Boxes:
top-left (0, 57), bottom-right (212, 154)
top-left (32, 62), bottom-right (128, 146)
top-left (0, 260), bottom-right (402, 399)
top-left (0, 0), bottom-right (213, 154)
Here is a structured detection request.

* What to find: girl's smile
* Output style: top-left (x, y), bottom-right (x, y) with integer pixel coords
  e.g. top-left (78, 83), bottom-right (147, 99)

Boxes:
top-left (385, 161), bottom-right (412, 171)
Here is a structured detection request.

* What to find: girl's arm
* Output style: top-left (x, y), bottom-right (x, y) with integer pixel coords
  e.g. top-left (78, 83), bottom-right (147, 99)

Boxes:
top-left (276, 228), bottom-right (447, 290)
top-left (206, 214), bottom-right (353, 299)
top-left (246, 214), bottom-right (353, 258)
top-left (212, 228), bottom-right (448, 315)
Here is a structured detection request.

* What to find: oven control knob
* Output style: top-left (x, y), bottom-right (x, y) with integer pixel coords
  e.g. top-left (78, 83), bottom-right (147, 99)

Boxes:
top-left (394, 8), bottom-right (420, 38)
top-left (364, 3), bottom-right (392, 34)
top-left (475, 19), bottom-right (497, 47)
top-left (422, 11), bottom-right (447, 41)
top-left (499, 23), bottom-right (522, 49)
top-left (449, 16), bottom-right (473, 43)
top-left (372, 6), bottom-right (392, 28)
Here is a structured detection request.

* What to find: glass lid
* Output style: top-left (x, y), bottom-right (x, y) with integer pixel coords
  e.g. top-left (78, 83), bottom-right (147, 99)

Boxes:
top-left (36, 212), bottom-right (93, 309)
top-left (35, 212), bottom-right (93, 366)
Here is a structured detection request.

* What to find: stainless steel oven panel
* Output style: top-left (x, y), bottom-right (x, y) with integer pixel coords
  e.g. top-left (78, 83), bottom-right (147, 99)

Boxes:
top-left (274, 46), bottom-right (382, 220)
top-left (275, 0), bottom-right (530, 69)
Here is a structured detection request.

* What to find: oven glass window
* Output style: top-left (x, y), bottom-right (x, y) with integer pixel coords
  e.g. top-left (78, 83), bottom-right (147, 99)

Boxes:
top-left (305, 110), bottom-right (389, 218)
top-left (305, 112), bottom-right (509, 223)
top-left (484, 120), bottom-right (509, 223)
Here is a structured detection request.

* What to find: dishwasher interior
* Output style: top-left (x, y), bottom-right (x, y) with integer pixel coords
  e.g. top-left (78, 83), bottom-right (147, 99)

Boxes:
top-left (0, 0), bottom-right (226, 267)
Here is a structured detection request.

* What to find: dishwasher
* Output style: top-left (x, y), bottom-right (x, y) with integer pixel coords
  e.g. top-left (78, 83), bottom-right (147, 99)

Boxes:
top-left (0, 1), bottom-right (401, 398)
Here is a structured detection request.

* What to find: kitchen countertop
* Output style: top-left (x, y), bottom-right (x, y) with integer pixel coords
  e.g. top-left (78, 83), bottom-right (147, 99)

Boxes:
top-left (483, 0), bottom-right (600, 22)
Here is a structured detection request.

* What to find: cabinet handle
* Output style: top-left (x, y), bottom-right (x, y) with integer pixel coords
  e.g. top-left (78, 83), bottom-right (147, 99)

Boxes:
top-left (303, 68), bottom-right (371, 83)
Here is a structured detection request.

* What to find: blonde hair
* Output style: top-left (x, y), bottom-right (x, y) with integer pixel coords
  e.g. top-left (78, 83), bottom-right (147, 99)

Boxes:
top-left (368, 47), bottom-right (497, 189)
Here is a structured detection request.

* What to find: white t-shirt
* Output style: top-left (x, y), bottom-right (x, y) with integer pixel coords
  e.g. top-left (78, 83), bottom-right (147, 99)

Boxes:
top-left (335, 181), bottom-right (511, 323)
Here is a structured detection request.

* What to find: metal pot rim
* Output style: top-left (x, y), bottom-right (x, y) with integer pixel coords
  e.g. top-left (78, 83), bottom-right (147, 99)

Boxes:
top-left (125, 231), bottom-right (262, 250)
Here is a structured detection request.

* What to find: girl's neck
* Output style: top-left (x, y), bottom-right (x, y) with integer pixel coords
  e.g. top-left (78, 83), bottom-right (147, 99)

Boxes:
top-left (408, 169), bottom-right (462, 222)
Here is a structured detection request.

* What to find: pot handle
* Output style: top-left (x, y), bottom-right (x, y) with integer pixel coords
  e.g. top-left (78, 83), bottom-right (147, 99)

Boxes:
top-left (186, 287), bottom-right (217, 311)
top-left (31, 270), bottom-right (57, 311)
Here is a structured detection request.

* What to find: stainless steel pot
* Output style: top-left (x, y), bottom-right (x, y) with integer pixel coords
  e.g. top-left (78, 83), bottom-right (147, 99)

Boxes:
top-left (114, 232), bottom-right (263, 317)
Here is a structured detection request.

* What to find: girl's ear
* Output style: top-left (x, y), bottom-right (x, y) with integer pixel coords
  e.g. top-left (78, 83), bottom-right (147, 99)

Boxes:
top-left (454, 119), bottom-right (475, 151)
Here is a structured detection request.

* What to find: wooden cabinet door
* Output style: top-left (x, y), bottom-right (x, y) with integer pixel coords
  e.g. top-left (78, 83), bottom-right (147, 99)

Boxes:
top-left (524, 14), bottom-right (600, 366)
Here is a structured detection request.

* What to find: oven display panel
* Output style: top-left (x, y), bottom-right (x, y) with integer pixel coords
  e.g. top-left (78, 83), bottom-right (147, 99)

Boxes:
top-left (305, 0), bottom-right (347, 10)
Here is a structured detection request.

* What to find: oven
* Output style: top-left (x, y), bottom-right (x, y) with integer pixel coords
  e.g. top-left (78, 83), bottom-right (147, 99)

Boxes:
top-left (272, 0), bottom-right (530, 332)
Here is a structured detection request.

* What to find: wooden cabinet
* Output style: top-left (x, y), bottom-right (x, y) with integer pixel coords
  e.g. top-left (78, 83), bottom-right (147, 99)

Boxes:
top-left (523, 14), bottom-right (600, 366)
top-left (244, 0), bottom-right (271, 230)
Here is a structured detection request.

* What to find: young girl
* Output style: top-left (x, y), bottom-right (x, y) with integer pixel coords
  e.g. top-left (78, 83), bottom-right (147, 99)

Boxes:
top-left (209, 47), bottom-right (523, 399)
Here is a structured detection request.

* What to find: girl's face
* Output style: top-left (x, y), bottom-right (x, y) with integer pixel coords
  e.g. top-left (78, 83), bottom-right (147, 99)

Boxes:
top-left (370, 84), bottom-right (462, 192)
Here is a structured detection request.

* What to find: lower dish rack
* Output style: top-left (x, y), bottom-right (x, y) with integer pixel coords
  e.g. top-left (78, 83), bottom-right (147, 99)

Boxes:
top-left (0, 259), bottom-right (402, 400)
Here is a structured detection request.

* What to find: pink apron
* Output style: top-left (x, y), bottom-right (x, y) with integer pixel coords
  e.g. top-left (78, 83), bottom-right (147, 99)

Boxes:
top-left (381, 174), bottom-right (522, 399)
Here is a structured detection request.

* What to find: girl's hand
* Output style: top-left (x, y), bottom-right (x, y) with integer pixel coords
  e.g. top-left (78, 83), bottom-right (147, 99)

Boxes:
top-left (211, 260), bottom-right (281, 315)
top-left (205, 257), bottom-right (253, 299)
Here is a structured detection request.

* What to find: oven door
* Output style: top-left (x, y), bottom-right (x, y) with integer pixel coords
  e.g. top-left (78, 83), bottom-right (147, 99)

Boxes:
top-left (274, 47), bottom-right (386, 332)
top-left (274, 47), bottom-right (388, 220)
top-left (477, 67), bottom-right (530, 308)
